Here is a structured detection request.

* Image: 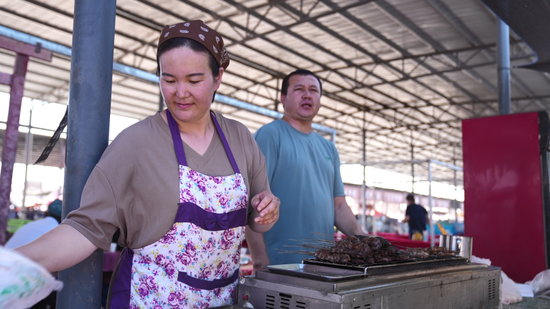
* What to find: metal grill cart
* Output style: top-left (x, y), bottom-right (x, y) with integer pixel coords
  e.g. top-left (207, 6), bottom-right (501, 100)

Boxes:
top-left (237, 259), bottom-right (501, 309)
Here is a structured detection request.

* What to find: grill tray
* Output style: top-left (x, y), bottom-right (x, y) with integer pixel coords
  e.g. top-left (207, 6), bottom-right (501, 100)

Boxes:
top-left (266, 263), bottom-right (365, 281)
top-left (302, 256), bottom-right (468, 277)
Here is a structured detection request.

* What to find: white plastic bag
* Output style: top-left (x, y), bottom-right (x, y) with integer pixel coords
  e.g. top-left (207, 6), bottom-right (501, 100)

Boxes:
top-left (501, 271), bottom-right (522, 304)
top-left (471, 255), bottom-right (492, 266)
top-left (531, 269), bottom-right (550, 300)
top-left (471, 255), bottom-right (522, 305)
top-left (0, 246), bottom-right (63, 309)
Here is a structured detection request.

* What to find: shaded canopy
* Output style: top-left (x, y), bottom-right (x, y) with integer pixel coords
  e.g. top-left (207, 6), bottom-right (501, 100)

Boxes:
top-left (1, 0), bottom-right (550, 187)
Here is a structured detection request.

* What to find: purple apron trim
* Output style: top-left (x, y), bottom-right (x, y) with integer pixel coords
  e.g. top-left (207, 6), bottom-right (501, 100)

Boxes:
top-left (210, 112), bottom-right (240, 174)
top-left (166, 110), bottom-right (187, 166)
top-left (165, 109), bottom-right (240, 174)
top-left (176, 201), bottom-right (247, 230)
top-left (108, 248), bottom-right (134, 309)
top-left (177, 268), bottom-right (240, 290)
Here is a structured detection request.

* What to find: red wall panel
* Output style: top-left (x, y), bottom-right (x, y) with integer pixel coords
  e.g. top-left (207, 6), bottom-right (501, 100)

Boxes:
top-left (462, 112), bottom-right (546, 283)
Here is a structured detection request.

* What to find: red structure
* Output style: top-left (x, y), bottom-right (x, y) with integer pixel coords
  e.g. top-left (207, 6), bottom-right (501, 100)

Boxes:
top-left (462, 112), bottom-right (550, 283)
top-left (0, 36), bottom-right (52, 245)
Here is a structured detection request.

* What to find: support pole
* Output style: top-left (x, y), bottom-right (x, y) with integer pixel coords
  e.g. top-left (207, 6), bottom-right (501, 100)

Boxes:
top-left (372, 186), bottom-right (377, 235)
top-left (411, 144), bottom-right (415, 193)
top-left (361, 127), bottom-right (366, 232)
top-left (22, 108), bottom-right (33, 211)
top-left (428, 160), bottom-right (435, 247)
top-left (497, 18), bottom-right (511, 115)
top-left (0, 53), bottom-right (29, 245)
top-left (56, 0), bottom-right (116, 307)
top-left (453, 147), bottom-right (459, 222)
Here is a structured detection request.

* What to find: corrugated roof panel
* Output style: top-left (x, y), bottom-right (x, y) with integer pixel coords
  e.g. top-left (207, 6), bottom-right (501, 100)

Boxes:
top-left (267, 26), bottom-right (343, 69)
top-left (387, 0), bottom-right (472, 50)
top-left (440, 0), bottom-right (496, 45)
top-left (0, 0), bottom-right (547, 184)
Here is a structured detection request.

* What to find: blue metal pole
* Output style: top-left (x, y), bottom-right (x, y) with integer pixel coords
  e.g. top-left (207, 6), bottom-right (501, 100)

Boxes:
top-left (497, 18), bottom-right (511, 115)
top-left (57, 0), bottom-right (116, 307)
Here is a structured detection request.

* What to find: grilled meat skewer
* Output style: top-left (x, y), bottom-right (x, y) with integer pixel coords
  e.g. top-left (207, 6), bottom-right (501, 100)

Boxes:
top-left (313, 236), bottom-right (460, 266)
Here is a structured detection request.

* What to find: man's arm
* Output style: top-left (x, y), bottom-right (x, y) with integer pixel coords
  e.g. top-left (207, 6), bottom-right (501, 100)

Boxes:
top-left (245, 228), bottom-right (270, 273)
top-left (334, 196), bottom-right (367, 236)
top-left (15, 224), bottom-right (98, 273)
top-left (402, 205), bottom-right (411, 223)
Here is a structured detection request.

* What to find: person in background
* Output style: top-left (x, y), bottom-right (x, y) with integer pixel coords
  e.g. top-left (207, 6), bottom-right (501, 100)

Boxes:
top-left (402, 193), bottom-right (429, 240)
top-left (5, 199), bottom-right (62, 249)
top-left (16, 20), bottom-right (279, 308)
top-left (6, 199), bottom-right (62, 309)
top-left (245, 69), bottom-right (369, 270)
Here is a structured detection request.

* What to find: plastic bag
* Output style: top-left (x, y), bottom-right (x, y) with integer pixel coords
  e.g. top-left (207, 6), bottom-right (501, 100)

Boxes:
top-left (0, 246), bottom-right (63, 309)
top-left (471, 255), bottom-right (522, 304)
top-left (531, 269), bottom-right (550, 300)
top-left (501, 271), bottom-right (522, 304)
top-left (470, 255), bottom-right (491, 266)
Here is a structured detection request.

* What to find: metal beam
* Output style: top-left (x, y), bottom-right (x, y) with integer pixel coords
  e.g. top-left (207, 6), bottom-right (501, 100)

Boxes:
top-left (0, 34), bottom-right (55, 245)
top-left (427, 0), bottom-right (542, 108)
top-left (373, 0), bottom-right (496, 114)
top-left (0, 25), bottom-right (339, 136)
top-left (0, 36), bottom-right (52, 61)
top-left (215, 94), bottom-right (335, 134)
top-left (56, 0), bottom-right (116, 307)
top-left (362, 158), bottom-right (462, 171)
top-left (177, 0), bottom-right (463, 146)
top-left (268, 1), bottom-right (465, 142)
top-left (0, 53), bottom-right (29, 245)
top-left (129, 0), bottom-right (463, 157)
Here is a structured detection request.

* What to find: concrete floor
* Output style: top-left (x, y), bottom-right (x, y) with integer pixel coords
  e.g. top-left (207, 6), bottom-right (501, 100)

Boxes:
top-left (503, 297), bottom-right (550, 309)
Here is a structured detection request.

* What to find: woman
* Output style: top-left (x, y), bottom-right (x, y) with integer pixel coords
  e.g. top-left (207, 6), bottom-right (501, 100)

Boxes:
top-left (16, 20), bottom-right (279, 308)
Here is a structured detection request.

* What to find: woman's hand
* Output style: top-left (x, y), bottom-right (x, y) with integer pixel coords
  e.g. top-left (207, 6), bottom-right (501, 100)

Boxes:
top-left (250, 191), bottom-right (279, 225)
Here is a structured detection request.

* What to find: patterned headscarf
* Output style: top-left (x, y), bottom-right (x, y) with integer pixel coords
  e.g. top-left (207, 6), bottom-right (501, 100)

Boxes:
top-left (158, 20), bottom-right (230, 70)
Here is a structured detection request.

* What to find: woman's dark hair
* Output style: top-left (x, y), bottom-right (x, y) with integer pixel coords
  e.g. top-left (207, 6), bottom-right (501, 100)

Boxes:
top-left (156, 37), bottom-right (220, 78)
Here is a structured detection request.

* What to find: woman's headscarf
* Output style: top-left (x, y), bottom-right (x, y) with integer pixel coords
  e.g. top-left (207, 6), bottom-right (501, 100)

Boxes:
top-left (158, 20), bottom-right (230, 70)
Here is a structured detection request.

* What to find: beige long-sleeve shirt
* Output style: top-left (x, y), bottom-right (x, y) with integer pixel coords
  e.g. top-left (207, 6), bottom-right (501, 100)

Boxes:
top-left (63, 111), bottom-right (269, 251)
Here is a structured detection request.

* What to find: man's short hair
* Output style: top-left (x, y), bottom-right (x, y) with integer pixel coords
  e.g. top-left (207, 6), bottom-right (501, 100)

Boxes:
top-left (281, 69), bottom-right (322, 96)
top-left (406, 193), bottom-right (415, 202)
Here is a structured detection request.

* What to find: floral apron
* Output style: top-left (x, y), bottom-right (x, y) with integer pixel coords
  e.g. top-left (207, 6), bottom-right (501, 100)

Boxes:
top-left (109, 110), bottom-right (248, 308)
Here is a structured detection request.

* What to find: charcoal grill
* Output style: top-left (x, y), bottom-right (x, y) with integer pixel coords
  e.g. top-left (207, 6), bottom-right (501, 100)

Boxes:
top-left (237, 258), bottom-right (501, 309)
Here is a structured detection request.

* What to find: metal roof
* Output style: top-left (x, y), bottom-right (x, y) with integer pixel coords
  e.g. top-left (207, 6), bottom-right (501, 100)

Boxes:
top-left (1, 0), bottom-right (549, 188)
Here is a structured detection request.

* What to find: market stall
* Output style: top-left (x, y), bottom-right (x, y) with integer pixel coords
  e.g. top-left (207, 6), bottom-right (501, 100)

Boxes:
top-left (237, 236), bottom-right (499, 308)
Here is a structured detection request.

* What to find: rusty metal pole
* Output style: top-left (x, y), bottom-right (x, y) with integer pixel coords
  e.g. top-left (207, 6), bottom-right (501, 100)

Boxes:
top-left (0, 53), bottom-right (29, 245)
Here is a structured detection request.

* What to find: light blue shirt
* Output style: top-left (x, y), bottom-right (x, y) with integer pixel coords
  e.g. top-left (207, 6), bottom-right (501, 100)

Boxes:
top-left (254, 119), bottom-right (345, 264)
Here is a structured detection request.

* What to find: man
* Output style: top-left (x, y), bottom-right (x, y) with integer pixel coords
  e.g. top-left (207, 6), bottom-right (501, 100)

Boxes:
top-left (246, 69), bottom-right (367, 269)
top-left (6, 199), bottom-right (62, 249)
top-left (402, 193), bottom-right (429, 240)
